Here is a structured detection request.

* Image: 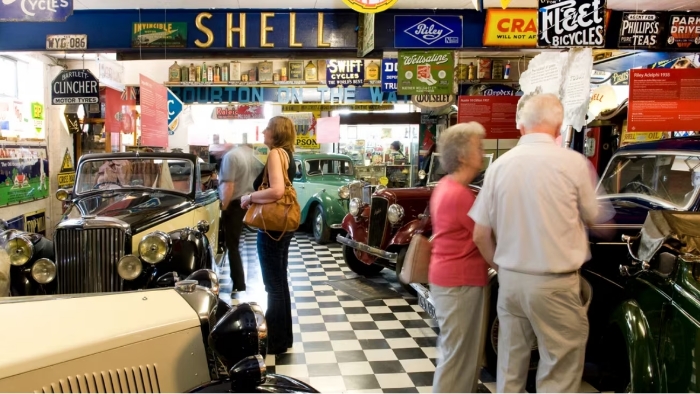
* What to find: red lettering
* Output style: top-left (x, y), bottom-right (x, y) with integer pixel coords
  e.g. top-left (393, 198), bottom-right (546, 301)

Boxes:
top-left (497, 18), bottom-right (510, 32)
top-left (524, 19), bottom-right (536, 32)
top-left (495, 17), bottom-right (537, 33)
top-left (512, 19), bottom-right (524, 32)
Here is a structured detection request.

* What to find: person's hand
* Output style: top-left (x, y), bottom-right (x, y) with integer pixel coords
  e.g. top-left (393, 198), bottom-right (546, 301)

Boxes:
top-left (241, 194), bottom-right (252, 209)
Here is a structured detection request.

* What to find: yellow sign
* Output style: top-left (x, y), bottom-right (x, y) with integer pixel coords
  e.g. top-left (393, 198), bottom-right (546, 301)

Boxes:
top-left (500, 0), bottom-right (512, 8)
top-left (296, 135), bottom-right (320, 150)
top-left (379, 176), bottom-right (389, 186)
top-left (483, 9), bottom-right (537, 47)
top-left (58, 172), bottom-right (75, 188)
top-left (621, 121), bottom-right (664, 144)
top-left (341, 0), bottom-right (397, 13)
top-left (60, 148), bottom-right (74, 172)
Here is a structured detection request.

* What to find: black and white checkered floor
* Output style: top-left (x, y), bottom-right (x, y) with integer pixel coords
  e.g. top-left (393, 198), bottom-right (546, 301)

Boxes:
top-left (214, 231), bottom-right (601, 393)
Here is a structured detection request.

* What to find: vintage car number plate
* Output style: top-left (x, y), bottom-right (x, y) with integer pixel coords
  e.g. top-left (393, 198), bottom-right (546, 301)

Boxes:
top-left (46, 35), bottom-right (88, 50)
top-left (418, 294), bottom-right (436, 319)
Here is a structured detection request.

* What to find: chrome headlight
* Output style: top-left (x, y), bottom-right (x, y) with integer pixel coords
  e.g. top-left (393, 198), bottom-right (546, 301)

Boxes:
top-left (5, 235), bottom-right (33, 266)
top-left (117, 255), bottom-right (143, 280)
top-left (31, 258), bottom-right (56, 284)
top-left (338, 185), bottom-right (350, 199)
top-left (388, 204), bottom-right (405, 225)
top-left (138, 231), bottom-right (171, 264)
top-left (349, 198), bottom-right (361, 217)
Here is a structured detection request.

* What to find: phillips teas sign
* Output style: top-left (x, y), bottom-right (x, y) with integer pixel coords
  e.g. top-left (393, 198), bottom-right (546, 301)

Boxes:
top-left (51, 69), bottom-right (99, 105)
top-left (619, 12), bottom-right (662, 49)
top-left (538, 0), bottom-right (606, 48)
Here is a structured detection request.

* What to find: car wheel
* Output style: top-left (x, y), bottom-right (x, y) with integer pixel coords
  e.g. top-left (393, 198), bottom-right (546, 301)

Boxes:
top-left (343, 245), bottom-right (384, 276)
top-left (312, 205), bottom-right (331, 244)
top-left (394, 247), bottom-right (417, 296)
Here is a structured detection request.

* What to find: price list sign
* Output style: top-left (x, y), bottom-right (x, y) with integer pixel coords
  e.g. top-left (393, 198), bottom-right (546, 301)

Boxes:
top-left (628, 69), bottom-right (700, 132)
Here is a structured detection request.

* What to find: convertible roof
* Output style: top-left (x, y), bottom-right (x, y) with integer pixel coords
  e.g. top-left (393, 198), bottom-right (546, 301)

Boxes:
top-left (618, 136), bottom-right (700, 153)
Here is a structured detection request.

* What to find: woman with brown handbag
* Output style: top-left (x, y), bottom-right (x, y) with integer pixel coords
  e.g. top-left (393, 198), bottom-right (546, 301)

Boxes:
top-left (241, 116), bottom-right (299, 355)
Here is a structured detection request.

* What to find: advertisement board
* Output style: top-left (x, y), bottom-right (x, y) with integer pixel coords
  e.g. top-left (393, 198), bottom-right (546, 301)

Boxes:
top-left (0, 146), bottom-right (49, 206)
top-left (394, 15), bottom-right (463, 48)
top-left (665, 13), bottom-right (700, 49)
top-left (618, 12), bottom-right (663, 49)
top-left (284, 112), bottom-right (320, 150)
top-left (381, 58), bottom-right (398, 93)
top-left (0, 0), bottom-right (72, 22)
top-left (537, 0), bottom-right (606, 48)
top-left (51, 69), bottom-right (99, 105)
top-left (458, 96), bottom-right (521, 139)
top-left (483, 9), bottom-right (537, 47)
top-left (139, 74), bottom-right (169, 148)
top-left (397, 50), bottom-right (454, 95)
top-left (132, 22), bottom-right (187, 48)
top-left (628, 68), bottom-right (700, 132)
top-left (211, 105), bottom-right (264, 120)
top-left (326, 60), bottom-right (365, 87)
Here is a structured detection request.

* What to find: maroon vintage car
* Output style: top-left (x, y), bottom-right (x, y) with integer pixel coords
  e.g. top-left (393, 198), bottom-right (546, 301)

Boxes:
top-left (337, 154), bottom-right (483, 292)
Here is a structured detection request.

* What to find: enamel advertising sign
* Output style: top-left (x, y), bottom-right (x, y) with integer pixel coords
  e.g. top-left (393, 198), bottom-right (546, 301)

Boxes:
top-left (341, 0), bottom-right (397, 13)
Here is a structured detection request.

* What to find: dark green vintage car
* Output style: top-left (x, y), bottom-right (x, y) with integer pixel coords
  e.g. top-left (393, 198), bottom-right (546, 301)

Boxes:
top-left (293, 153), bottom-right (358, 244)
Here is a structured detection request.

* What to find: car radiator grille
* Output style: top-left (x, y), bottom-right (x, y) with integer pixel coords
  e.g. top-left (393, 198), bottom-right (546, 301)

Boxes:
top-left (36, 364), bottom-right (161, 393)
top-left (54, 228), bottom-right (126, 294)
top-left (367, 197), bottom-right (388, 248)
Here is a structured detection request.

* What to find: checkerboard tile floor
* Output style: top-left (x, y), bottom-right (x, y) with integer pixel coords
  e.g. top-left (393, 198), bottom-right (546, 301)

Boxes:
top-left (215, 230), bottom-right (601, 393)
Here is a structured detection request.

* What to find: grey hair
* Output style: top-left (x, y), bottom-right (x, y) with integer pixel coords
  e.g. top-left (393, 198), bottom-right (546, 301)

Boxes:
top-left (438, 122), bottom-right (485, 174)
top-left (517, 93), bottom-right (564, 131)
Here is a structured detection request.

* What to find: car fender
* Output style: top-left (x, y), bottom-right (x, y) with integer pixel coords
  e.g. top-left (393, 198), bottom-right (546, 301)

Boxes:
top-left (390, 219), bottom-right (429, 246)
top-left (610, 299), bottom-right (665, 392)
top-left (310, 190), bottom-right (347, 226)
top-left (341, 211), bottom-right (367, 242)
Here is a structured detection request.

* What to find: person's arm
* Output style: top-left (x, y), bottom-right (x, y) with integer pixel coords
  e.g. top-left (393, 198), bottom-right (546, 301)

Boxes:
top-left (468, 171), bottom-right (498, 271)
top-left (473, 224), bottom-right (497, 271)
top-left (577, 156), bottom-right (601, 227)
top-left (241, 149), bottom-right (286, 207)
top-left (219, 153), bottom-right (236, 210)
top-left (220, 181), bottom-right (234, 210)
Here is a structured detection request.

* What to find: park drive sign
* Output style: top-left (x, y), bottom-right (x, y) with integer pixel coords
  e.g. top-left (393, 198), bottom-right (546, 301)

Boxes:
top-left (51, 69), bottom-right (99, 105)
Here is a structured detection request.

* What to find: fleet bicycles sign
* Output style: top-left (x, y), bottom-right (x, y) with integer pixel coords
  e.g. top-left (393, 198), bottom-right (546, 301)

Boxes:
top-left (0, 0), bottom-right (73, 22)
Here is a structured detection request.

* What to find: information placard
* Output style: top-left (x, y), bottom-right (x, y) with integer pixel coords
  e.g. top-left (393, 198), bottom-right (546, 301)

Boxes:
top-left (139, 74), bottom-right (169, 148)
top-left (458, 96), bottom-right (521, 139)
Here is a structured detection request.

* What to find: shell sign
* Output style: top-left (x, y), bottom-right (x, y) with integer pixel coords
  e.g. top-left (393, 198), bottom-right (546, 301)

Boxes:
top-left (341, 0), bottom-right (398, 14)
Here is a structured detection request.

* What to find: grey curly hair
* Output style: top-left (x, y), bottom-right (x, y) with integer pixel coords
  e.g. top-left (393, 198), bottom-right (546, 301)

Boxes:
top-left (438, 122), bottom-right (485, 174)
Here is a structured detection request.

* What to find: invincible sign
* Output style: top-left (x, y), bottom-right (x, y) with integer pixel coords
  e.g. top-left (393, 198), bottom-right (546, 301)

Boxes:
top-left (538, 0), bottom-right (606, 48)
top-left (51, 69), bottom-right (99, 105)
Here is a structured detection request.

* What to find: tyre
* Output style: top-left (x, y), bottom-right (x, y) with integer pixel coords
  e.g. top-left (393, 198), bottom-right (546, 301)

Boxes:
top-left (394, 247), bottom-right (417, 296)
top-left (342, 245), bottom-right (384, 276)
top-left (312, 205), bottom-right (331, 244)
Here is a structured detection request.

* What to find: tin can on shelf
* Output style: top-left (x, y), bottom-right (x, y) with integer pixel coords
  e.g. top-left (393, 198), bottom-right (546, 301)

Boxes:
top-left (258, 61), bottom-right (273, 83)
top-left (222, 64), bottom-right (229, 82)
top-left (230, 61), bottom-right (241, 81)
top-left (195, 66), bottom-right (202, 82)
top-left (207, 66), bottom-right (214, 83)
top-left (273, 72), bottom-right (280, 81)
top-left (280, 67), bottom-right (288, 81)
top-left (241, 74), bottom-right (249, 82)
top-left (248, 68), bottom-right (257, 82)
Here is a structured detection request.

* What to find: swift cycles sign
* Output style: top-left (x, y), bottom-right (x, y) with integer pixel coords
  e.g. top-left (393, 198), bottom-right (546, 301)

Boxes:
top-left (0, 0), bottom-right (73, 22)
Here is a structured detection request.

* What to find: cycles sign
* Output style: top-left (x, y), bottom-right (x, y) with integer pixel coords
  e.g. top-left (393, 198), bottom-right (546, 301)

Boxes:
top-left (51, 69), bottom-right (100, 105)
top-left (537, 0), bottom-right (606, 48)
top-left (0, 0), bottom-right (73, 22)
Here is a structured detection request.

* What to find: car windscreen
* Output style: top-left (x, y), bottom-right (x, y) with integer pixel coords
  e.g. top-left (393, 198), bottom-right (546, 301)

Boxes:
top-left (305, 159), bottom-right (353, 176)
top-left (598, 153), bottom-right (700, 209)
top-left (75, 158), bottom-right (194, 194)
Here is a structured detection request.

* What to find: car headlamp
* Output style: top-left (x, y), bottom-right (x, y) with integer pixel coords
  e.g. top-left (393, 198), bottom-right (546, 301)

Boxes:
top-left (338, 185), bottom-right (350, 199)
top-left (5, 235), bottom-right (33, 266)
top-left (117, 255), bottom-right (143, 280)
top-left (349, 198), bottom-right (361, 217)
top-left (387, 204), bottom-right (405, 225)
top-left (138, 231), bottom-right (171, 264)
top-left (31, 258), bottom-right (56, 284)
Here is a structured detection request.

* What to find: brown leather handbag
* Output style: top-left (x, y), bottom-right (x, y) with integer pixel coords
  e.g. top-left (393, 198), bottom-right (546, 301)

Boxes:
top-left (243, 149), bottom-right (301, 240)
top-left (399, 234), bottom-right (432, 284)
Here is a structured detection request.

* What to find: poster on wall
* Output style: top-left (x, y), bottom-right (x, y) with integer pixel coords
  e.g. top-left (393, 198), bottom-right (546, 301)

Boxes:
top-left (458, 96), bottom-right (521, 139)
top-left (131, 22), bottom-right (187, 48)
top-left (537, 0), bottom-right (606, 48)
top-left (211, 105), bottom-right (264, 120)
top-left (628, 68), bottom-right (700, 132)
top-left (326, 60), bottom-right (365, 87)
top-left (665, 14), bottom-right (700, 49)
top-left (5, 210), bottom-right (47, 236)
top-left (283, 112), bottom-right (320, 150)
top-left (0, 146), bottom-right (49, 206)
top-left (139, 74), bottom-right (169, 148)
top-left (618, 12), bottom-right (663, 49)
top-left (397, 50), bottom-right (454, 95)
top-left (57, 148), bottom-right (75, 189)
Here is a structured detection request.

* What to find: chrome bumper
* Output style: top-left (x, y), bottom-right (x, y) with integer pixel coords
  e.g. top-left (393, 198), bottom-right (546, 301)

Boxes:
top-left (330, 224), bottom-right (343, 229)
top-left (336, 235), bottom-right (398, 262)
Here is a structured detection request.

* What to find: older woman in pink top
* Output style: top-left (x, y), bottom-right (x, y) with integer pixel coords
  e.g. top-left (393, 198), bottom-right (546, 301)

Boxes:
top-left (430, 122), bottom-right (494, 393)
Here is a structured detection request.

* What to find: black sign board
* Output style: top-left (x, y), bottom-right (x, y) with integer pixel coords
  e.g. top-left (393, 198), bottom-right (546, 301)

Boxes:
top-left (619, 12), bottom-right (663, 49)
top-left (665, 13), bottom-right (700, 49)
top-left (611, 70), bottom-right (629, 85)
top-left (537, 0), bottom-right (606, 48)
top-left (51, 69), bottom-right (99, 105)
top-left (326, 60), bottom-right (365, 88)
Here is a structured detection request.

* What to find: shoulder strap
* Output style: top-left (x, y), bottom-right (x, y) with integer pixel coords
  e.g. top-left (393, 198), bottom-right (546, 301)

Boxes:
top-left (277, 149), bottom-right (293, 187)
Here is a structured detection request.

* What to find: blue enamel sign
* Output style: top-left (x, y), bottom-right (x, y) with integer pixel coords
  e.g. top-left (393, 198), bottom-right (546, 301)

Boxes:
top-left (167, 88), bottom-right (183, 132)
top-left (381, 58), bottom-right (398, 93)
top-left (394, 15), bottom-right (463, 48)
top-left (0, 0), bottom-right (73, 22)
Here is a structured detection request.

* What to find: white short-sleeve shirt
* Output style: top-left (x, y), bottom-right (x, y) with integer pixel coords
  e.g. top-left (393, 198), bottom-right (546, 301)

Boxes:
top-left (469, 133), bottom-right (600, 274)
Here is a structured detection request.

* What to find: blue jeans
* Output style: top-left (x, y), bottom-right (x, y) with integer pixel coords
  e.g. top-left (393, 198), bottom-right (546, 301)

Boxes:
top-left (257, 230), bottom-right (294, 352)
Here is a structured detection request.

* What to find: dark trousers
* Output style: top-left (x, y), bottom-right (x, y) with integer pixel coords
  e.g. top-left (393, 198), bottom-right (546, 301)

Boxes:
top-left (222, 201), bottom-right (246, 291)
top-left (257, 230), bottom-right (294, 353)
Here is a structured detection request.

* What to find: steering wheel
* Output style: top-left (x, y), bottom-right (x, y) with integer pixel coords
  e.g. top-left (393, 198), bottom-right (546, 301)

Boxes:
top-left (621, 181), bottom-right (658, 197)
top-left (94, 181), bottom-right (122, 190)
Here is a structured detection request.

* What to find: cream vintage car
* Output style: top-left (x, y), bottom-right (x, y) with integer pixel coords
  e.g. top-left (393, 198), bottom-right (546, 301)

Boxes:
top-left (0, 278), bottom-right (318, 393)
top-left (5, 152), bottom-right (226, 296)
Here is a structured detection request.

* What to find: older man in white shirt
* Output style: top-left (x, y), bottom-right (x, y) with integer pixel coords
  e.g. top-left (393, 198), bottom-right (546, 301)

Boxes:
top-left (469, 93), bottom-right (601, 393)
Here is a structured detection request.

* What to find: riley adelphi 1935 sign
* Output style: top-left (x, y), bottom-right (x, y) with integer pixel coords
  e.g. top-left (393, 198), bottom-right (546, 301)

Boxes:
top-left (537, 0), bottom-right (606, 48)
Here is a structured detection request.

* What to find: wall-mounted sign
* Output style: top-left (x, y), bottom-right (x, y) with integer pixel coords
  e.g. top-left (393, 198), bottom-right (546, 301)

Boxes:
top-left (326, 60), bottom-right (365, 87)
top-left (618, 12), bottom-right (662, 49)
top-left (57, 148), bottom-right (75, 189)
top-left (538, 0), bottom-right (606, 48)
top-left (132, 22), bottom-right (187, 48)
top-left (167, 89), bottom-right (184, 132)
top-left (665, 13), bottom-right (700, 49)
top-left (411, 95), bottom-right (455, 111)
top-left (46, 34), bottom-right (87, 51)
top-left (458, 96), bottom-right (521, 139)
top-left (382, 58), bottom-right (398, 93)
top-left (0, 146), bottom-right (49, 206)
top-left (0, 0), bottom-right (72, 22)
top-left (465, 84), bottom-right (519, 96)
top-left (211, 104), bottom-right (264, 120)
top-left (394, 16), bottom-right (463, 48)
top-left (342, 0), bottom-right (397, 13)
top-left (30, 102), bottom-right (43, 133)
top-left (611, 70), bottom-right (630, 85)
top-left (397, 50), bottom-right (454, 95)
top-left (483, 9), bottom-right (537, 47)
top-left (51, 69), bottom-right (99, 105)
top-left (284, 112), bottom-right (320, 150)
top-left (358, 13), bottom-right (375, 57)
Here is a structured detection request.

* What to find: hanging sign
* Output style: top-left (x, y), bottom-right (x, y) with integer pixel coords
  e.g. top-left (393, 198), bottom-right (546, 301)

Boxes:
top-left (57, 148), bottom-right (75, 189)
top-left (341, 0), bottom-right (397, 14)
top-left (665, 13), bottom-right (700, 49)
top-left (397, 50), bottom-right (454, 95)
top-left (411, 95), bottom-right (454, 112)
top-left (381, 58), bottom-right (398, 93)
top-left (618, 12), bottom-right (663, 49)
top-left (537, 0), bottom-right (606, 48)
top-left (211, 104), bottom-right (264, 120)
top-left (132, 22), bottom-right (187, 48)
top-left (483, 9), bottom-right (537, 47)
top-left (358, 13), bottom-right (375, 57)
top-left (168, 88), bottom-right (184, 131)
top-left (0, 0), bottom-right (72, 22)
top-left (326, 60), bottom-right (365, 87)
top-left (394, 16), bottom-right (463, 48)
top-left (51, 69), bottom-right (99, 105)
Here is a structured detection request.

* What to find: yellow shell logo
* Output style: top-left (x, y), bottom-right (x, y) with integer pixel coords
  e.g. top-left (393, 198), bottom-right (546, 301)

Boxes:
top-left (342, 0), bottom-right (398, 13)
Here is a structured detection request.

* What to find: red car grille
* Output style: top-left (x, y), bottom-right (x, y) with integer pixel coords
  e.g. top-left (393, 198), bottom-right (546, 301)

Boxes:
top-left (367, 197), bottom-right (388, 248)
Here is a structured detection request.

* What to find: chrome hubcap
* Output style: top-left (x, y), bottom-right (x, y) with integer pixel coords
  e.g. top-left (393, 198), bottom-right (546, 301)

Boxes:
top-left (315, 213), bottom-right (322, 235)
